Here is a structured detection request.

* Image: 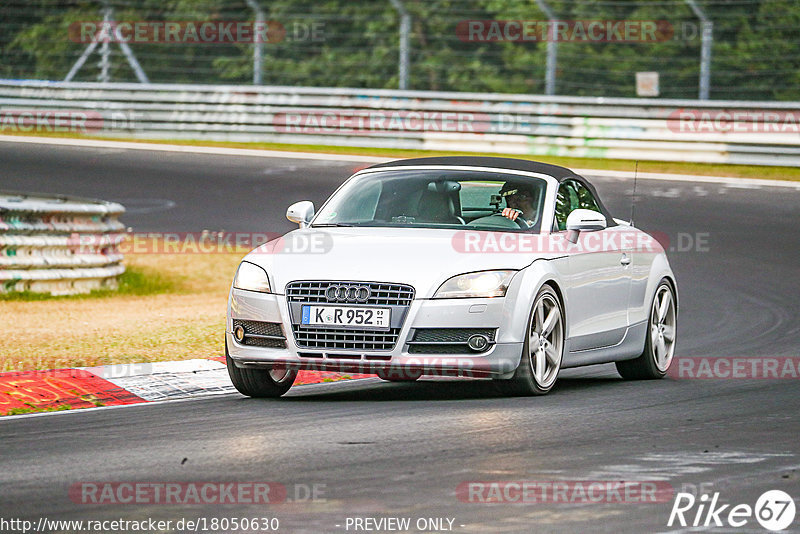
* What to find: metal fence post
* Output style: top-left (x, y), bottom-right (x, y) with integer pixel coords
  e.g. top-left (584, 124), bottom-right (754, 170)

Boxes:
top-left (245, 0), bottom-right (265, 85)
top-left (389, 0), bottom-right (410, 90)
top-left (534, 0), bottom-right (557, 96)
top-left (685, 0), bottom-right (713, 100)
top-left (98, 8), bottom-right (111, 83)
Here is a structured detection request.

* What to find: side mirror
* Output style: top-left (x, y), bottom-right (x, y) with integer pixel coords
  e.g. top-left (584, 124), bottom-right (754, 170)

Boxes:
top-left (565, 209), bottom-right (606, 243)
top-left (286, 201), bottom-right (315, 228)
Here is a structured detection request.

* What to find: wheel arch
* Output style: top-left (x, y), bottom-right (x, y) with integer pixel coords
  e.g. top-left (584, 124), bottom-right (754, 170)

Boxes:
top-left (640, 252), bottom-right (678, 321)
top-left (501, 258), bottom-right (569, 345)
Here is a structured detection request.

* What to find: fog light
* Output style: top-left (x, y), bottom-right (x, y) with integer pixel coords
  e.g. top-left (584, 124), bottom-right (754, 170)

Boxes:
top-left (467, 334), bottom-right (490, 352)
top-left (234, 325), bottom-right (246, 343)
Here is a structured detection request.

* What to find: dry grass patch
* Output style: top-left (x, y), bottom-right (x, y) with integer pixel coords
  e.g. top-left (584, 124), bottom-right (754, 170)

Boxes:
top-left (0, 247), bottom-right (245, 371)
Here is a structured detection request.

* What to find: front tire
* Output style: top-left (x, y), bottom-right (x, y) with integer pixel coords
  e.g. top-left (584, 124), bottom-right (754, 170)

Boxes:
top-left (494, 285), bottom-right (564, 396)
top-left (226, 342), bottom-right (297, 397)
top-left (616, 280), bottom-right (677, 380)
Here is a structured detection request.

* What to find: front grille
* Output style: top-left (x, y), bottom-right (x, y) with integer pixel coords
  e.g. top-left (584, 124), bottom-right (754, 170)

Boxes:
top-left (408, 328), bottom-right (496, 354)
top-left (292, 325), bottom-right (401, 351)
top-left (232, 319), bottom-right (286, 348)
top-left (286, 281), bottom-right (414, 306)
top-left (286, 280), bottom-right (414, 351)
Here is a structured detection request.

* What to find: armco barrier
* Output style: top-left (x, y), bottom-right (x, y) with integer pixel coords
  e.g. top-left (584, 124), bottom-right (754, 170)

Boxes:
top-left (1, 80), bottom-right (799, 166)
top-left (0, 192), bottom-right (126, 295)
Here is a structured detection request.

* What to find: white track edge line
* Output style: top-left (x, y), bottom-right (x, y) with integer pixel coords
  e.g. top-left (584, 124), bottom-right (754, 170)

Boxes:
top-left (0, 135), bottom-right (390, 163)
top-left (1, 135), bottom-right (799, 188)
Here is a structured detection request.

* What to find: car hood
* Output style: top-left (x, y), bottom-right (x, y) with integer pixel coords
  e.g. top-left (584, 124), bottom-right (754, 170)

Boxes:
top-left (243, 227), bottom-right (560, 298)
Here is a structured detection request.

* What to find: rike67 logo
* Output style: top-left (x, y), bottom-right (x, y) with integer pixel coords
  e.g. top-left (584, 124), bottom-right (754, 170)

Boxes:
top-left (668, 490), bottom-right (796, 531)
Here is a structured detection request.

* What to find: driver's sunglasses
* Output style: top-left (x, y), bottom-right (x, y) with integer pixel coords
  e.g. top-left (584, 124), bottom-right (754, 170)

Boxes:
top-left (504, 191), bottom-right (529, 204)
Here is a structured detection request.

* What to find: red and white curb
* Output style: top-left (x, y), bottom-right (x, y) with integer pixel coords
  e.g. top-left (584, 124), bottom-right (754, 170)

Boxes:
top-left (85, 359), bottom-right (236, 402)
top-left (0, 360), bottom-right (372, 416)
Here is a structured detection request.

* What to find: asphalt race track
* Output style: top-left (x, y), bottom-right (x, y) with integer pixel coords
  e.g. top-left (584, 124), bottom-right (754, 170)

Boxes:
top-left (2, 141), bottom-right (799, 533)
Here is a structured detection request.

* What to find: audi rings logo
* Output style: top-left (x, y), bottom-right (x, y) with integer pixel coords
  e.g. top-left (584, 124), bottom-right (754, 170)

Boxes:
top-left (325, 284), bottom-right (371, 303)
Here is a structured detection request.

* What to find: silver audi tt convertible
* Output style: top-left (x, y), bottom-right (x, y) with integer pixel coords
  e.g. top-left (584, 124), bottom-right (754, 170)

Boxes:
top-left (226, 157), bottom-right (678, 397)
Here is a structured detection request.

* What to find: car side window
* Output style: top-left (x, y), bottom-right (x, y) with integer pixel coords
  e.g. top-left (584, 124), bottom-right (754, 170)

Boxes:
top-left (555, 182), bottom-right (577, 231)
top-left (554, 179), bottom-right (602, 231)
top-left (572, 180), bottom-right (601, 212)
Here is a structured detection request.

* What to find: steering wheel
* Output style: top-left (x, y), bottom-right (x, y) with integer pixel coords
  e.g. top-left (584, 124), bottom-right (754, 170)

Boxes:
top-left (499, 211), bottom-right (532, 229)
top-left (467, 213), bottom-right (530, 229)
top-left (513, 215), bottom-right (531, 229)
top-left (498, 208), bottom-right (531, 229)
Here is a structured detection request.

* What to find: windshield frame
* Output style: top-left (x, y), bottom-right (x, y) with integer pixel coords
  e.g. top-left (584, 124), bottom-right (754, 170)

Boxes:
top-left (311, 165), bottom-right (558, 233)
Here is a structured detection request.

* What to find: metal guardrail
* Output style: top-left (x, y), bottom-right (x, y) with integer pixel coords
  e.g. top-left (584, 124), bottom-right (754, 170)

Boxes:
top-left (0, 191), bottom-right (126, 295)
top-left (1, 80), bottom-right (799, 166)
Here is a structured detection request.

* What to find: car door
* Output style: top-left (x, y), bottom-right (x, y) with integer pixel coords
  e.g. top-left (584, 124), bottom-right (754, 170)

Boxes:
top-left (555, 179), bottom-right (633, 351)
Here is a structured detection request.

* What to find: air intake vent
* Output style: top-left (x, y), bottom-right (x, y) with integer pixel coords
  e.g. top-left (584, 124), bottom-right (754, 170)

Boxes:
top-left (408, 328), bottom-right (496, 354)
top-left (232, 319), bottom-right (286, 348)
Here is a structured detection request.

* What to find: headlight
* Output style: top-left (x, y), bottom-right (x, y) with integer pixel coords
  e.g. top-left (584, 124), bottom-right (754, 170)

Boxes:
top-left (433, 270), bottom-right (516, 299)
top-left (233, 261), bottom-right (271, 293)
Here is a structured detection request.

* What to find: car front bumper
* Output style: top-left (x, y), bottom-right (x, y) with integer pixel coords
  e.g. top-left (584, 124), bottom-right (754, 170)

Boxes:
top-left (227, 288), bottom-right (524, 377)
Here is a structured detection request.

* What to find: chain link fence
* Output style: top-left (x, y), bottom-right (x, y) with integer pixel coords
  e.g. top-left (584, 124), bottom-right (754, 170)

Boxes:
top-left (1, 0), bottom-right (798, 101)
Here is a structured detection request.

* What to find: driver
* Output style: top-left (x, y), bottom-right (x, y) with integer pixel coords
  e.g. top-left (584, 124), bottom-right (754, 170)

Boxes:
top-left (499, 182), bottom-right (537, 225)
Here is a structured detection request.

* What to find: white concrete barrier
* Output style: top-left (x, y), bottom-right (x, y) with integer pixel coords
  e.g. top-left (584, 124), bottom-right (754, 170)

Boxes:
top-left (1, 80), bottom-right (799, 166)
top-left (0, 191), bottom-right (126, 295)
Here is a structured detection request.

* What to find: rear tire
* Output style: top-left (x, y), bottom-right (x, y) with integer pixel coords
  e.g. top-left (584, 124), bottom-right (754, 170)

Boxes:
top-left (494, 285), bottom-right (564, 396)
top-left (616, 280), bottom-right (677, 380)
top-left (226, 342), bottom-right (297, 397)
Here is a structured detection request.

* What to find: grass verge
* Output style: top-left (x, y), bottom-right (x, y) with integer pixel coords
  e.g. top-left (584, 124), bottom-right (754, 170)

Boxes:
top-left (0, 266), bottom-right (177, 302)
top-left (0, 244), bottom-right (245, 372)
top-left (3, 404), bottom-right (73, 416)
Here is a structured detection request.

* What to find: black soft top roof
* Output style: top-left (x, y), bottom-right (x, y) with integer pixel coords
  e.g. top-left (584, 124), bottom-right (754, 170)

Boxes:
top-left (367, 156), bottom-right (582, 181)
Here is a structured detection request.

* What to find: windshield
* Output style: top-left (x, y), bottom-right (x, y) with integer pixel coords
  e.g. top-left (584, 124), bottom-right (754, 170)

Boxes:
top-left (313, 169), bottom-right (548, 232)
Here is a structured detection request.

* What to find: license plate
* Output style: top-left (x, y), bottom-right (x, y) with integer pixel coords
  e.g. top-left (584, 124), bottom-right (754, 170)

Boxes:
top-left (301, 305), bottom-right (390, 329)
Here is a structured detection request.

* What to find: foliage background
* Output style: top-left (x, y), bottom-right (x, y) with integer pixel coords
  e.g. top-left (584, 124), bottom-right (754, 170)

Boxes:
top-left (1, 0), bottom-right (798, 100)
